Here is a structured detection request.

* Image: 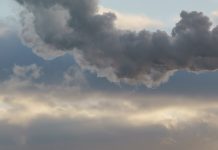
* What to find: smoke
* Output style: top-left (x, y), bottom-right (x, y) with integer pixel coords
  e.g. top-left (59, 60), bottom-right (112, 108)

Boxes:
top-left (15, 0), bottom-right (218, 87)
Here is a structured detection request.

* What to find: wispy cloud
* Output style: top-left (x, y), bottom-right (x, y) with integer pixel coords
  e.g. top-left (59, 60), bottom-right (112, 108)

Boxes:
top-left (0, 22), bottom-right (10, 37)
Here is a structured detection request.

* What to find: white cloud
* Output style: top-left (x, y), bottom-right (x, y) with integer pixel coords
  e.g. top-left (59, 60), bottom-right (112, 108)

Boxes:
top-left (98, 6), bottom-right (164, 31)
top-left (13, 64), bottom-right (42, 80)
top-left (0, 22), bottom-right (10, 37)
top-left (63, 66), bottom-right (87, 86)
top-left (210, 11), bottom-right (218, 26)
top-left (211, 11), bottom-right (218, 17)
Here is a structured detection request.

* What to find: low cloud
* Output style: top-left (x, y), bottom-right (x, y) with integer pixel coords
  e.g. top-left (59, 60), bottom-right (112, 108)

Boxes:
top-left (0, 73), bottom-right (218, 150)
top-left (0, 64), bottom-right (217, 129)
top-left (0, 64), bottom-right (217, 149)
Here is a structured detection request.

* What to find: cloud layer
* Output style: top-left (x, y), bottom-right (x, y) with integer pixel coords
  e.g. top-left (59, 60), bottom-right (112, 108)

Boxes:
top-left (0, 64), bottom-right (218, 150)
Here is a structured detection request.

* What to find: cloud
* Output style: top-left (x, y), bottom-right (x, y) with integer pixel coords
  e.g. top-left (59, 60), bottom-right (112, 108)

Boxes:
top-left (1, 2), bottom-right (218, 149)
top-left (13, 64), bottom-right (42, 79)
top-left (18, 7), bottom-right (66, 60)
top-left (0, 64), bottom-right (217, 149)
top-left (0, 22), bottom-right (11, 37)
top-left (98, 6), bottom-right (163, 31)
top-left (0, 66), bottom-right (217, 133)
top-left (0, 64), bottom-right (217, 129)
top-left (211, 11), bottom-right (218, 26)
top-left (0, 75), bottom-right (218, 150)
top-left (63, 66), bottom-right (87, 86)
top-left (13, 0), bottom-right (218, 87)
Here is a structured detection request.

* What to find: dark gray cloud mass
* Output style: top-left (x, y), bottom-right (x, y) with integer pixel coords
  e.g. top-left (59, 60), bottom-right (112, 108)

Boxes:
top-left (14, 0), bottom-right (218, 87)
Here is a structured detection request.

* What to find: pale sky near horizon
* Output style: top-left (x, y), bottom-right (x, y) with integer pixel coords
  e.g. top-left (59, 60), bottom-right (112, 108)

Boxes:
top-left (100, 0), bottom-right (218, 24)
top-left (1, 0), bottom-right (218, 27)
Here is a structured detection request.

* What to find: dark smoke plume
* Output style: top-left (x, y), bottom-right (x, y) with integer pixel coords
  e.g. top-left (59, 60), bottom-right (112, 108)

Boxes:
top-left (15, 0), bottom-right (218, 87)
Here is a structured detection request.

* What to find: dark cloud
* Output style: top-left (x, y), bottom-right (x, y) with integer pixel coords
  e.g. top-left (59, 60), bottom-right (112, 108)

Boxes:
top-left (0, 116), bottom-right (218, 150)
top-left (14, 0), bottom-right (218, 87)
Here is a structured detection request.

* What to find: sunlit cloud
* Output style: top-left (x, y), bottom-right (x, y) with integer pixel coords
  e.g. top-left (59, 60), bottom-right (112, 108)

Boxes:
top-left (1, 90), bottom-right (218, 131)
top-left (98, 6), bottom-right (164, 31)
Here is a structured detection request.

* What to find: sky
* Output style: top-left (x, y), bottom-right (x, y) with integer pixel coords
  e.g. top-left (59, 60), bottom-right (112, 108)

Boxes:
top-left (1, 0), bottom-right (218, 150)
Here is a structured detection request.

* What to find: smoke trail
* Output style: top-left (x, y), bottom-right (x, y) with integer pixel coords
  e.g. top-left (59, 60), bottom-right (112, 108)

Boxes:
top-left (15, 0), bottom-right (218, 87)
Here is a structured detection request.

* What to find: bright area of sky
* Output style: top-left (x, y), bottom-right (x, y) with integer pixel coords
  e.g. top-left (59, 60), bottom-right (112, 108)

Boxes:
top-left (102, 0), bottom-right (218, 24)
top-left (0, 0), bottom-right (18, 19)
top-left (100, 0), bottom-right (218, 16)
top-left (1, 0), bottom-right (218, 27)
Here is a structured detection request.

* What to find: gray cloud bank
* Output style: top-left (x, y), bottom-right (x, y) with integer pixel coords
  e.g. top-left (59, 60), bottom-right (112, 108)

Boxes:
top-left (0, 64), bottom-right (218, 150)
top-left (0, 63), bottom-right (217, 150)
top-left (14, 0), bottom-right (218, 87)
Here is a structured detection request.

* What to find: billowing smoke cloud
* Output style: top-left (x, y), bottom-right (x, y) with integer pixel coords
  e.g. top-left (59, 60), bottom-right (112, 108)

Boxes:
top-left (15, 0), bottom-right (218, 87)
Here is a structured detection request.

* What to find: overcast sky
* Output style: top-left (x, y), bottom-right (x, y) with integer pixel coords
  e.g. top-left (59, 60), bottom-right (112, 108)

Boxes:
top-left (1, 0), bottom-right (218, 150)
